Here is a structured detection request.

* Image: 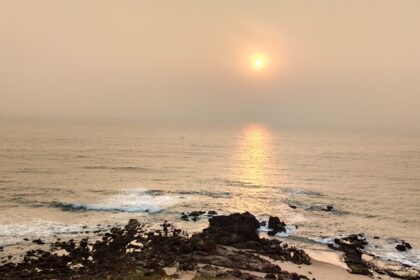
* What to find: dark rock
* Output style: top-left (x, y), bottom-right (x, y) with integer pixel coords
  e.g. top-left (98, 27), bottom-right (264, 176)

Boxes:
top-left (127, 219), bottom-right (141, 230)
top-left (289, 205), bottom-right (297, 209)
top-left (189, 211), bottom-right (205, 217)
top-left (180, 214), bottom-right (189, 221)
top-left (209, 212), bottom-right (260, 230)
top-left (267, 216), bottom-right (286, 235)
top-left (396, 244), bottom-right (406, 251)
top-left (189, 235), bottom-right (216, 252)
top-left (260, 221), bottom-right (267, 227)
top-left (373, 236), bottom-right (380, 239)
top-left (402, 241), bottom-right (412, 250)
top-left (347, 262), bottom-right (371, 275)
top-left (32, 239), bottom-right (45, 245)
top-left (322, 205), bottom-right (334, 212)
top-left (207, 210), bottom-right (218, 215)
top-left (202, 212), bottom-right (260, 245)
top-left (329, 234), bottom-right (372, 276)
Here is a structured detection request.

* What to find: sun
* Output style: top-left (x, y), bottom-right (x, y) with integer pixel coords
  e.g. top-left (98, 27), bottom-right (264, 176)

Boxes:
top-left (250, 53), bottom-right (269, 71)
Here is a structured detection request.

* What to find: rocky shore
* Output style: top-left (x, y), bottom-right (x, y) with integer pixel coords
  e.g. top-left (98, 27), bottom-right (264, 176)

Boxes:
top-left (0, 212), bottom-right (418, 280)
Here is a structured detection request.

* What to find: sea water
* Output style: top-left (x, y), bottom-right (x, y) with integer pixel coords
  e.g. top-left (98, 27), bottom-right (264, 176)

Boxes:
top-left (1, 119), bottom-right (419, 267)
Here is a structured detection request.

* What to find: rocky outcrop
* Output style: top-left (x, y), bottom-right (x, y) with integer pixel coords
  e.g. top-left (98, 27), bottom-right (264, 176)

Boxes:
top-left (0, 214), bottom-right (310, 279)
top-left (329, 234), bottom-right (419, 279)
top-left (202, 211), bottom-right (260, 245)
top-left (267, 216), bottom-right (287, 236)
top-left (200, 212), bottom-right (311, 265)
top-left (329, 234), bottom-right (371, 275)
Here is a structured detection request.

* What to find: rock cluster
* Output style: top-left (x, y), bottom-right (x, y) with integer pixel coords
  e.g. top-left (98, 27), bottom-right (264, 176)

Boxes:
top-left (395, 241), bottom-right (412, 252)
top-left (0, 212), bottom-right (310, 280)
top-left (329, 234), bottom-right (419, 279)
top-left (180, 210), bottom-right (218, 221)
top-left (199, 212), bottom-right (311, 265)
top-left (329, 233), bottom-right (371, 275)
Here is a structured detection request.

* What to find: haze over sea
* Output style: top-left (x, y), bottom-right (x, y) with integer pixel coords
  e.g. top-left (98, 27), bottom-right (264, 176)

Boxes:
top-left (1, 119), bottom-right (419, 267)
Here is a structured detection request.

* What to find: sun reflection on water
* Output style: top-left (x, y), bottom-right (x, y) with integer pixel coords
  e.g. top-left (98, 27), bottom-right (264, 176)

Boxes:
top-left (235, 123), bottom-right (273, 187)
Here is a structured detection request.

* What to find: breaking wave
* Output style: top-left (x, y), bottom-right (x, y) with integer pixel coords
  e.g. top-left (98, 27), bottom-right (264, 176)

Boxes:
top-left (50, 189), bottom-right (180, 213)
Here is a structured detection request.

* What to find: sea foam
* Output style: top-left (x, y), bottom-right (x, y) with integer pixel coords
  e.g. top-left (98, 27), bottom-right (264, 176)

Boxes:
top-left (50, 189), bottom-right (180, 213)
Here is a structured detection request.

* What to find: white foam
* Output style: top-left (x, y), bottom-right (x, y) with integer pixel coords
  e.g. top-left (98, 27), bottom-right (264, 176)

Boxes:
top-left (0, 219), bottom-right (93, 246)
top-left (311, 235), bottom-right (420, 269)
top-left (56, 189), bottom-right (181, 213)
top-left (367, 240), bottom-right (420, 268)
top-left (258, 224), bottom-right (297, 237)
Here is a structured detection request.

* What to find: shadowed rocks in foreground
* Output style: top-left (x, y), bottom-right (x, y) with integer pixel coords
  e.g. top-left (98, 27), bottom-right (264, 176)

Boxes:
top-left (0, 213), bottom-right (310, 280)
top-left (1, 212), bottom-right (418, 279)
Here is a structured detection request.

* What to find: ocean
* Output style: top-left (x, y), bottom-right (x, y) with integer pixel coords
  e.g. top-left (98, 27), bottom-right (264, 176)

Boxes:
top-left (1, 119), bottom-right (419, 267)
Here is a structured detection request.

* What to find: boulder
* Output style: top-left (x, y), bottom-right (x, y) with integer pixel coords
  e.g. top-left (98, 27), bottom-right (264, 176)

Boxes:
top-left (267, 216), bottom-right (286, 235)
top-left (209, 212), bottom-right (260, 230)
top-left (202, 212), bottom-right (260, 245)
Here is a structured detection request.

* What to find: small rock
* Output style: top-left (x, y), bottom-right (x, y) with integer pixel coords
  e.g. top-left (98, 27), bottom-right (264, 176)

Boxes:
top-left (289, 205), bottom-right (297, 209)
top-left (322, 205), bottom-right (333, 212)
top-left (396, 244), bottom-right (406, 251)
top-left (207, 210), bottom-right (218, 215)
top-left (32, 239), bottom-right (45, 245)
top-left (264, 273), bottom-right (276, 279)
top-left (402, 241), bottom-right (412, 249)
top-left (189, 211), bottom-right (205, 217)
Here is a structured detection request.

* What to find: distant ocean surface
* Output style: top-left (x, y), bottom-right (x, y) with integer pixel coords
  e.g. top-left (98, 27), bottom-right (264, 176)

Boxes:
top-left (1, 119), bottom-right (419, 267)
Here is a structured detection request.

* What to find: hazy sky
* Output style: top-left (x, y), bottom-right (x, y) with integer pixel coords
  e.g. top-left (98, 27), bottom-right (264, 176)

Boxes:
top-left (1, 0), bottom-right (419, 129)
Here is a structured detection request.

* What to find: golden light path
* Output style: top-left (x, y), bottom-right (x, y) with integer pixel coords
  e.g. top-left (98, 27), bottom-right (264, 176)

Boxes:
top-left (235, 123), bottom-right (272, 187)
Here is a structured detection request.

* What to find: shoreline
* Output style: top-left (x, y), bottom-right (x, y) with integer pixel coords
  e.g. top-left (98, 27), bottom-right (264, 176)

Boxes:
top-left (0, 212), bottom-right (418, 280)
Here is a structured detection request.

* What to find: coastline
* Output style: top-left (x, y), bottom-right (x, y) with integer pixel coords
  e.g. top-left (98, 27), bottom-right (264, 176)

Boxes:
top-left (1, 212), bottom-right (418, 280)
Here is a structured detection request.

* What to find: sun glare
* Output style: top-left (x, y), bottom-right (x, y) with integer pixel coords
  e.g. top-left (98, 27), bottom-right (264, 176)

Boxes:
top-left (250, 53), bottom-right (269, 71)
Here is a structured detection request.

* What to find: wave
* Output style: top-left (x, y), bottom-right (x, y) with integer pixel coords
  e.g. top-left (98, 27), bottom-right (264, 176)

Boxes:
top-left (50, 189), bottom-right (180, 213)
top-left (172, 190), bottom-right (231, 198)
top-left (311, 236), bottom-right (420, 269)
top-left (281, 188), bottom-right (324, 197)
top-left (82, 166), bottom-right (157, 172)
top-left (258, 224), bottom-right (297, 237)
top-left (284, 199), bottom-right (350, 215)
top-left (0, 220), bottom-right (102, 246)
top-left (221, 179), bottom-right (266, 189)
